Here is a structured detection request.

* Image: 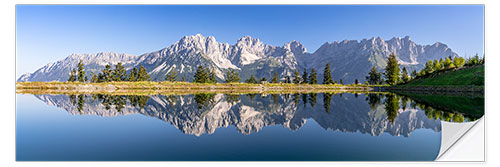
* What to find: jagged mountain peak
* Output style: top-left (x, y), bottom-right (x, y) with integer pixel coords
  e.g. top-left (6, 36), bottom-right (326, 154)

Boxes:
top-left (284, 40), bottom-right (307, 55)
top-left (18, 35), bottom-right (458, 83)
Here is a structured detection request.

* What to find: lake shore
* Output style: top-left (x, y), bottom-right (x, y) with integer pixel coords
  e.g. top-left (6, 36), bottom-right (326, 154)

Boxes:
top-left (16, 81), bottom-right (381, 95)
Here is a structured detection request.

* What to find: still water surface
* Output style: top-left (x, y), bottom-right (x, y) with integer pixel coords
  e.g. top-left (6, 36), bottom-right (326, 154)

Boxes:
top-left (16, 92), bottom-right (483, 161)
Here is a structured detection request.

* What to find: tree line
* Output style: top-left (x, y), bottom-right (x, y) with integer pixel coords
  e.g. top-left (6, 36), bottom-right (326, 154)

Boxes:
top-left (68, 60), bottom-right (150, 82)
top-left (365, 53), bottom-right (484, 85)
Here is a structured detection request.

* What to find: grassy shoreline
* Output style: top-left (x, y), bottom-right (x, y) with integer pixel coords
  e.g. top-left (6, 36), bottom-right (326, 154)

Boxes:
top-left (16, 81), bottom-right (384, 94)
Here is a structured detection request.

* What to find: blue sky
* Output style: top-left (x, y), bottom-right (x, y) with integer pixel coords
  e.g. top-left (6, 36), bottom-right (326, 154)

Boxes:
top-left (16, 5), bottom-right (484, 77)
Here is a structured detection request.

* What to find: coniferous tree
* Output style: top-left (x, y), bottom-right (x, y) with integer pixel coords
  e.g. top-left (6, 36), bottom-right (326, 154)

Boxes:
top-left (366, 66), bottom-right (381, 85)
top-left (433, 59), bottom-right (442, 72)
top-left (113, 62), bottom-right (127, 81)
top-left (194, 65), bottom-right (207, 83)
top-left (444, 57), bottom-right (454, 69)
top-left (90, 72), bottom-right (98, 83)
top-left (301, 68), bottom-right (308, 84)
top-left (68, 68), bottom-right (77, 82)
top-left (354, 79), bottom-right (359, 85)
top-left (102, 64), bottom-right (112, 82)
top-left (424, 60), bottom-right (434, 74)
top-left (401, 67), bottom-right (409, 83)
top-left (384, 53), bottom-right (400, 85)
top-left (309, 68), bottom-right (318, 84)
top-left (453, 57), bottom-right (466, 68)
top-left (137, 65), bottom-right (150, 81)
top-left (128, 67), bottom-right (138, 82)
top-left (285, 76), bottom-right (291, 83)
top-left (260, 77), bottom-right (267, 83)
top-left (182, 76), bottom-right (186, 82)
top-left (165, 68), bottom-right (178, 82)
top-left (77, 60), bottom-right (85, 82)
top-left (245, 75), bottom-right (258, 84)
top-left (233, 71), bottom-right (240, 83)
top-left (293, 69), bottom-right (301, 84)
top-left (271, 71), bottom-right (279, 83)
top-left (339, 79), bottom-right (343, 85)
top-left (209, 68), bottom-right (217, 83)
top-left (411, 70), bottom-right (417, 80)
top-left (323, 63), bottom-right (333, 84)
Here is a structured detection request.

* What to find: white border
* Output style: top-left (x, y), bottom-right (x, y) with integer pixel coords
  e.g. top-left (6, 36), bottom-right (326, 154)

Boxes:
top-left (3, 0), bottom-right (498, 167)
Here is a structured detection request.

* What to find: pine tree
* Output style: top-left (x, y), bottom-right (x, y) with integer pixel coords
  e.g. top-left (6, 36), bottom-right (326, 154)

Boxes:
top-left (309, 68), bottom-right (318, 84)
top-left (182, 76), bottom-right (186, 82)
top-left (339, 79), bottom-right (343, 85)
top-left (90, 72), bottom-right (98, 83)
top-left (411, 70), bottom-right (417, 80)
top-left (301, 68), bottom-right (308, 84)
top-left (323, 63), bottom-right (333, 84)
top-left (68, 68), bottom-right (77, 82)
top-left (128, 67), bottom-right (138, 82)
top-left (260, 77), bottom-right (267, 83)
top-left (194, 65), bottom-right (207, 83)
top-left (444, 57), bottom-right (454, 69)
top-left (209, 68), bottom-right (217, 83)
top-left (384, 53), bottom-right (400, 85)
top-left (366, 66), bottom-right (381, 85)
top-left (77, 60), bottom-right (85, 82)
top-left (137, 65), bottom-right (150, 81)
top-left (165, 68), bottom-right (178, 82)
top-left (285, 76), bottom-right (291, 83)
top-left (271, 71), bottom-right (279, 83)
top-left (102, 64), bottom-right (112, 82)
top-left (401, 67), bottom-right (409, 83)
top-left (113, 62), bottom-right (127, 81)
top-left (354, 79), bottom-right (359, 85)
top-left (453, 57), bottom-right (465, 68)
top-left (245, 75), bottom-right (258, 84)
top-left (293, 69), bottom-right (301, 84)
top-left (433, 59), bottom-right (442, 72)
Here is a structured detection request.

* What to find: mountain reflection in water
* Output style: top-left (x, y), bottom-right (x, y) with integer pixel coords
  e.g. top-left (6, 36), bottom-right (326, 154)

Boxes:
top-left (35, 92), bottom-right (482, 137)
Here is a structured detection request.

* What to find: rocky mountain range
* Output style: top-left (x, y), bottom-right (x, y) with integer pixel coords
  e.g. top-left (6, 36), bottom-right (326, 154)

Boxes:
top-left (34, 93), bottom-right (441, 137)
top-left (18, 34), bottom-right (457, 83)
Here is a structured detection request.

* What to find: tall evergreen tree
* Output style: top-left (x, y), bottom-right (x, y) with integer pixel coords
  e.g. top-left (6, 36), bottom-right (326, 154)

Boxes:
top-left (271, 71), bottom-right (279, 83)
top-left (77, 60), bottom-right (85, 82)
top-left (165, 68), bottom-right (178, 82)
top-left (309, 68), bottom-right (318, 84)
top-left (401, 67), bottom-right (409, 83)
top-left (384, 53), bottom-right (400, 85)
top-left (245, 75), bottom-right (258, 84)
top-left (102, 64), bottom-right (112, 82)
top-left (323, 63), bottom-right (333, 84)
top-left (285, 76), bottom-right (291, 83)
top-left (90, 72), bottom-right (98, 83)
top-left (194, 65), bottom-right (207, 83)
top-left (113, 62), bottom-right (127, 81)
top-left (354, 79), bottom-right (359, 85)
top-left (443, 57), bottom-right (455, 69)
top-left (339, 79), bottom-right (343, 85)
top-left (366, 66), bottom-right (381, 85)
top-left (433, 59), bottom-right (442, 72)
top-left (137, 65), bottom-right (150, 81)
top-left (293, 69), bottom-right (301, 84)
top-left (68, 68), bottom-right (77, 82)
top-left (301, 68), bottom-right (308, 84)
top-left (208, 68), bottom-right (217, 83)
top-left (128, 67), bottom-right (138, 82)
top-left (411, 70), bottom-right (417, 79)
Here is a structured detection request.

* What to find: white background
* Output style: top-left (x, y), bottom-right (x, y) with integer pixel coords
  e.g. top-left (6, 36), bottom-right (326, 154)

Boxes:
top-left (1, 0), bottom-right (497, 167)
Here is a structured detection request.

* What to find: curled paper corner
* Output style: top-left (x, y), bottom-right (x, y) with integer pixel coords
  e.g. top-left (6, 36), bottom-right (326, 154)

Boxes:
top-left (436, 117), bottom-right (484, 161)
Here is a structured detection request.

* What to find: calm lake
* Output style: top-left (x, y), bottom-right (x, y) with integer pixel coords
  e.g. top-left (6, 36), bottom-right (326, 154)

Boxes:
top-left (15, 92), bottom-right (483, 161)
